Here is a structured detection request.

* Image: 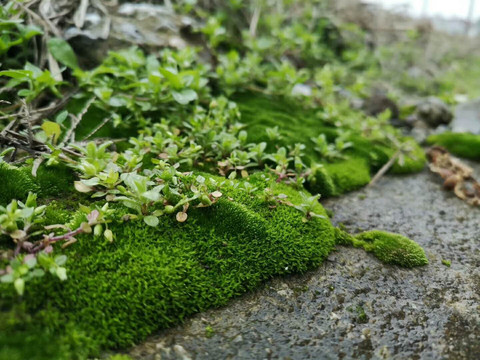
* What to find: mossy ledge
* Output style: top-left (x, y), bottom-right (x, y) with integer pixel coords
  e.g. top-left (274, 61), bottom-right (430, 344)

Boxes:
top-left (0, 162), bottom-right (74, 205)
top-left (427, 132), bottom-right (480, 160)
top-left (0, 171), bottom-right (428, 360)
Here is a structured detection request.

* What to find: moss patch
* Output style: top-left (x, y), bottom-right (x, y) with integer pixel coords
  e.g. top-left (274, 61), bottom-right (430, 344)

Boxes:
top-left (350, 230), bottom-right (428, 268)
top-left (427, 132), bottom-right (480, 160)
top-left (0, 97), bottom-right (428, 360)
top-left (0, 162), bottom-right (38, 205)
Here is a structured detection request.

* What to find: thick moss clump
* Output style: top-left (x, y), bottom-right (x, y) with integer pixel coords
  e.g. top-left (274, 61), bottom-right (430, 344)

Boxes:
top-left (0, 175), bottom-right (336, 359)
top-left (349, 230), bottom-right (428, 268)
top-left (427, 132), bottom-right (480, 160)
top-left (0, 305), bottom-right (94, 360)
top-left (390, 140), bottom-right (426, 174)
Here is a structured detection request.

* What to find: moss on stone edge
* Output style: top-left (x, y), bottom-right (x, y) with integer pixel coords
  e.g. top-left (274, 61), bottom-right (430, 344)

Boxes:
top-left (339, 230), bottom-right (428, 268)
top-left (427, 132), bottom-right (480, 160)
top-left (391, 140), bottom-right (426, 174)
top-left (0, 174), bottom-right (336, 359)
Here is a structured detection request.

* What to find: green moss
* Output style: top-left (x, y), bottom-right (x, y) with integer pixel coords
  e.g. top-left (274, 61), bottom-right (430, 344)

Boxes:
top-left (334, 227), bottom-right (356, 246)
top-left (442, 259), bottom-right (451, 267)
top-left (352, 230), bottom-right (428, 268)
top-left (31, 164), bottom-right (75, 197)
top-left (391, 140), bottom-right (426, 174)
top-left (307, 165), bottom-right (337, 197)
top-left (0, 175), bottom-right (336, 359)
top-left (324, 157), bottom-right (371, 194)
top-left (205, 325), bottom-right (215, 338)
top-left (0, 96), bottom-right (429, 359)
top-left (0, 162), bottom-right (38, 205)
top-left (355, 305), bottom-right (368, 324)
top-left (0, 304), bottom-right (94, 360)
top-left (0, 163), bottom-right (75, 205)
top-left (427, 132), bottom-right (480, 160)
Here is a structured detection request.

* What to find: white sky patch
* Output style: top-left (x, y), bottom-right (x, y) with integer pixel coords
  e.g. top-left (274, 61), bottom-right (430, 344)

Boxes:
top-left (366, 0), bottom-right (479, 19)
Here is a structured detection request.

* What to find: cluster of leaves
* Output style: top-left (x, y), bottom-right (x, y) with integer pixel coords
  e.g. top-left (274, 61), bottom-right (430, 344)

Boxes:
top-left (69, 141), bottom-right (224, 226)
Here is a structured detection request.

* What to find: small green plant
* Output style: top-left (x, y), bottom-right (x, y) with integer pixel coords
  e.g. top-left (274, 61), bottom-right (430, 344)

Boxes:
top-left (205, 325), bottom-right (215, 338)
top-left (311, 133), bottom-right (351, 161)
top-left (293, 193), bottom-right (325, 221)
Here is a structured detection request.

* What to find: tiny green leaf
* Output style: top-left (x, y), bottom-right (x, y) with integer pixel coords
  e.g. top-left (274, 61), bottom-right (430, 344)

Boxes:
top-left (144, 215), bottom-right (159, 227)
top-left (0, 273), bottom-right (14, 283)
top-left (14, 278), bottom-right (25, 295)
top-left (54, 255), bottom-right (67, 266)
top-left (41, 121), bottom-right (61, 141)
top-left (56, 267), bottom-right (67, 281)
top-left (47, 37), bottom-right (78, 69)
top-left (171, 89), bottom-right (198, 105)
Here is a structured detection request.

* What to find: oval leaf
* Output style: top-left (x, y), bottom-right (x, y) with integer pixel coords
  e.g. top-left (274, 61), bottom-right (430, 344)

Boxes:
top-left (47, 37), bottom-right (78, 69)
top-left (171, 89), bottom-right (198, 105)
top-left (41, 121), bottom-right (61, 141)
top-left (144, 215), bottom-right (159, 227)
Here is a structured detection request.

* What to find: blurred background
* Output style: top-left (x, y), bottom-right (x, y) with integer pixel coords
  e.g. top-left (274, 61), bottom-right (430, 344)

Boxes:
top-left (368, 0), bottom-right (479, 35)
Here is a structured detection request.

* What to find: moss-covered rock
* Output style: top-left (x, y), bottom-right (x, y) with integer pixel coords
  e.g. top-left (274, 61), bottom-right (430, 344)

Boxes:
top-left (427, 132), bottom-right (480, 160)
top-left (0, 174), bottom-right (336, 359)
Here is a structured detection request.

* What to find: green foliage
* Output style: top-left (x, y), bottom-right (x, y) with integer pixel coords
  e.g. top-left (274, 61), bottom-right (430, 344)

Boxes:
top-left (47, 38), bottom-right (78, 70)
top-left (0, 193), bottom-right (72, 295)
top-left (0, 2), bottom-right (42, 68)
top-left (427, 132), bottom-right (480, 160)
top-left (0, 1), bottom-right (443, 357)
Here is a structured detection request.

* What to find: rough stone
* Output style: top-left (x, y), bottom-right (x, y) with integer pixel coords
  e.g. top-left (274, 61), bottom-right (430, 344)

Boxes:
top-left (451, 98), bottom-right (480, 134)
top-left (416, 97), bottom-right (453, 128)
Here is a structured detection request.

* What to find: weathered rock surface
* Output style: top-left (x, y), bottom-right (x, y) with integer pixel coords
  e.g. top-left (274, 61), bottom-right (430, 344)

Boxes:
top-left (416, 97), bottom-right (453, 128)
top-left (124, 164), bottom-right (480, 360)
top-left (451, 98), bottom-right (480, 134)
